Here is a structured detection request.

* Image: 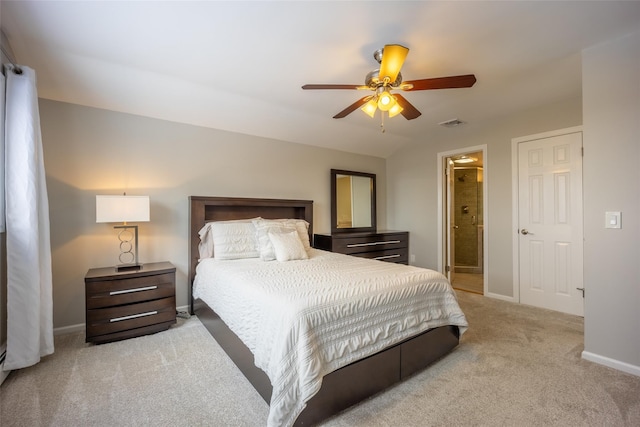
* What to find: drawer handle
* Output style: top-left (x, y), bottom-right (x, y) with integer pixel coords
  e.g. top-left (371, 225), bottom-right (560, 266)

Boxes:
top-left (109, 285), bottom-right (158, 296)
top-left (347, 240), bottom-right (401, 248)
top-left (110, 311), bottom-right (157, 323)
top-left (373, 254), bottom-right (401, 260)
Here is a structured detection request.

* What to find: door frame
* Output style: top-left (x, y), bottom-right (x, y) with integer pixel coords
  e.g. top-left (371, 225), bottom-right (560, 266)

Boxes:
top-left (437, 144), bottom-right (488, 294)
top-left (511, 126), bottom-right (583, 304)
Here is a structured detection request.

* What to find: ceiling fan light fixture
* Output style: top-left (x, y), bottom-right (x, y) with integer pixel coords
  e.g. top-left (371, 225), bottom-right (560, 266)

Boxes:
top-left (361, 97), bottom-right (378, 118)
top-left (377, 90), bottom-right (396, 111)
top-left (388, 102), bottom-right (403, 118)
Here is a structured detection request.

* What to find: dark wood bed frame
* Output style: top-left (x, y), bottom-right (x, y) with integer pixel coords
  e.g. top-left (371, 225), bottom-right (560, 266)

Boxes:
top-left (188, 196), bottom-right (460, 426)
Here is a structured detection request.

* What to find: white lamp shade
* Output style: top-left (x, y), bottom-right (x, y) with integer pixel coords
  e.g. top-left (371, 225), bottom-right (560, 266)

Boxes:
top-left (388, 101), bottom-right (404, 118)
top-left (361, 97), bottom-right (378, 118)
top-left (96, 195), bottom-right (150, 223)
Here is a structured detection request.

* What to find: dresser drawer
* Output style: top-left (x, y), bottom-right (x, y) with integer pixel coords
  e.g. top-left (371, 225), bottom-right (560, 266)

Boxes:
top-left (351, 247), bottom-right (409, 264)
top-left (86, 272), bottom-right (175, 309)
top-left (333, 234), bottom-right (407, 255)
top-left (87, 296), bottom-right (176, 337)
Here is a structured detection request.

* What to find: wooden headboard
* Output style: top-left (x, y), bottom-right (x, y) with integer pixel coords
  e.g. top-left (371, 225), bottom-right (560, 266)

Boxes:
top-left (188, 196), bottom-right (314, 312)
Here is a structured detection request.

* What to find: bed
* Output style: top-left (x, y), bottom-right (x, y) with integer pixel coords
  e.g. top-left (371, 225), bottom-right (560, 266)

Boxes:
top-left (188, 196), bottom-right (467, 426)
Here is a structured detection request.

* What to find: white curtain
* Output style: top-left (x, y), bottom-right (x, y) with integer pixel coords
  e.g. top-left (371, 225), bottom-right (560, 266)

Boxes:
top-left (0, 72), bottom-right (5, 231)
top-left (3, 65), bottom-right (54, 371)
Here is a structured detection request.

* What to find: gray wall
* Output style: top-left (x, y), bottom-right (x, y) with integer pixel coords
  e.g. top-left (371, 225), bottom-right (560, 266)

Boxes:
top-left (582, 30), bottom-right (640, 371)
top-left (386, 97), bottom-right (582, 298)
top-left (40, 100), bottom-right (386, 330)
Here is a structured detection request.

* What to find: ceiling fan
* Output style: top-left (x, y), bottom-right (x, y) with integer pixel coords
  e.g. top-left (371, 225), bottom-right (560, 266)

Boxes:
top-left (302, 44), bottom-right (476, 121)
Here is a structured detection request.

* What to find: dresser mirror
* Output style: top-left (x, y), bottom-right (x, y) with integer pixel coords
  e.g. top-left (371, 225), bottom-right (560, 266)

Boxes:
top-left (331, 169), bottom-right (376, 234)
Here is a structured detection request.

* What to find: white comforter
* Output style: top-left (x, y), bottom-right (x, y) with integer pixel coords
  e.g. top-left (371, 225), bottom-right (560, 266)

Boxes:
top-left (193, 249), bottom-right (468, 427)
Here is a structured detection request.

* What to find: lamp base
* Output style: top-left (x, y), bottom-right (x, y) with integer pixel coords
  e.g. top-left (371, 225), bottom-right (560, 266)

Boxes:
top-left (113, 224), bottom-right (141, 272)
top-left (117, 263), bottom-right (143, 272)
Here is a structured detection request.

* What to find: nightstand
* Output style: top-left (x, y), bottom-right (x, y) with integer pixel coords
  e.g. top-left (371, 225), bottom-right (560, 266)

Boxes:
top-left (85, 261), bottom-right (176, 344)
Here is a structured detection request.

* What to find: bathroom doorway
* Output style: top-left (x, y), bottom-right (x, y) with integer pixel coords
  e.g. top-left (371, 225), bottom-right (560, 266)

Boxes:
top-left (439, 147), bottom-right (486, 295)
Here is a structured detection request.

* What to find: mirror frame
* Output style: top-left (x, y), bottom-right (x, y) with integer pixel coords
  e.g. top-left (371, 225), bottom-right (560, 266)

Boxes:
top-left (331, 169), bottom-right (377, 234)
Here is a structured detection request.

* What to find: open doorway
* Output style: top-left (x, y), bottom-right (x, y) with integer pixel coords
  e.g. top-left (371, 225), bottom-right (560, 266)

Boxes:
top-left (438, 146), bottom-right (487, 295)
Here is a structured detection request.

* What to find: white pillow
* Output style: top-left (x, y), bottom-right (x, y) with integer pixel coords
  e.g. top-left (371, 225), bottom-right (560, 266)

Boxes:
top-left (283, 219), bottom-right (311, 250)
top-left (253, 218), bottom-right (310, 248)
top-left (253, 219), bottom-right (297, 261)
top-left (198, 218), bottom-right (261, 260)
top-left (198, 222), bottom-right (216, 259)
top-left (211, 221), bottom-right (260, 260)
top-left (268, 230), bottom-right (309, 262)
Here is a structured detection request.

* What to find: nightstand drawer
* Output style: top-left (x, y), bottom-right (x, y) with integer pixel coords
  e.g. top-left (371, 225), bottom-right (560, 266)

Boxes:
top-left (86, 272), bottom-right (175, 309)
top-left (87, 296), bottom-right (176, 337)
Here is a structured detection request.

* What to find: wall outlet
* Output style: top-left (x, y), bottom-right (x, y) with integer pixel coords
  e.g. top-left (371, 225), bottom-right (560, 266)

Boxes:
top-left (410, 254), bottom-right (416, 264)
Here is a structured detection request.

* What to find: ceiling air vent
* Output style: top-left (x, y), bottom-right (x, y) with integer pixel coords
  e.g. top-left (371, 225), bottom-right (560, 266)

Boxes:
top-left (438, 118), bottom-right (466, 128)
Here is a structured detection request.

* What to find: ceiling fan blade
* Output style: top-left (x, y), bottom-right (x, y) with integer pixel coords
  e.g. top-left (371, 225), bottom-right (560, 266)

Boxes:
top-left (302, 84), bottom-right (362, 90)
top-left (333, 96), bottom-right (373, 119)
top-left (403, 74), bottom-right (477, 91)
top-left (394, 94), bottom-right (422, 120)
top-left (378, 44), bottom-right (409, 84)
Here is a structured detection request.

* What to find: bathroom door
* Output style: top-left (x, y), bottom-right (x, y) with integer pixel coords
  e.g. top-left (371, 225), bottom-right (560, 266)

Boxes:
top-left (446, 158), bottom-right (456, 284)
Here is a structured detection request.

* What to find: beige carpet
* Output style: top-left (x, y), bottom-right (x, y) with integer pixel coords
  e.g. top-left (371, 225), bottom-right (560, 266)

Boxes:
top-left (2, 291), bottom-right (639, 426)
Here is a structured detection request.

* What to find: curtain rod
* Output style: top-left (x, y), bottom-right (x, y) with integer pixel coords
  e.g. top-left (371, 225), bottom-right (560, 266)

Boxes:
top-left (1, 30), bottom-right (22, 75)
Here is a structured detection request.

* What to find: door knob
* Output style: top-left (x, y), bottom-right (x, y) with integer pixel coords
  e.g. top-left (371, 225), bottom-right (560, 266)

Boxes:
top-left (521, 229), bottom-right (534, 235)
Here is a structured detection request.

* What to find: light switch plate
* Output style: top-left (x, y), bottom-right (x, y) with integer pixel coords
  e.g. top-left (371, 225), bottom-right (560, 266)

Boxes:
top-left (605, 211), bottom-right (621, 229)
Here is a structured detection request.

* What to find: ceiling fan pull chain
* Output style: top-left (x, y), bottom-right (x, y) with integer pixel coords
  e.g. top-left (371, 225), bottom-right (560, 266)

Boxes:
top-left (380, 111), bottom-right (386, 133)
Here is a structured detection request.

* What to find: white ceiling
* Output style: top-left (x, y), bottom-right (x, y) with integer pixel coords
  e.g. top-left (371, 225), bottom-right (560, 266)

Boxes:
top-left (2, 1), bottom-right (640, 158)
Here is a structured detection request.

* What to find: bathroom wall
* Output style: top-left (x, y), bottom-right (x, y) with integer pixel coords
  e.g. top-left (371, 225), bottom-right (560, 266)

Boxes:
top-left (454, 167), bottom-right (483, 273)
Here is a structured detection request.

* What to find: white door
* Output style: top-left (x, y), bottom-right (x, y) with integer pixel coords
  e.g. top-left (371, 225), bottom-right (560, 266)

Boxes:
top-left (517, 131), bottom-right (584, 316)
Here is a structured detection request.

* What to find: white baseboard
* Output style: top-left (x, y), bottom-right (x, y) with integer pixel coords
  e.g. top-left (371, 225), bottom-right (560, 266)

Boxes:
top-left (53, 305), bottom-right (190, 336)
top-left (53, 323), bottom-right (85, 336)
top-left (485, 292), bottom-right (516, 303)
top-left (582, 351), bottom-right (640, 377)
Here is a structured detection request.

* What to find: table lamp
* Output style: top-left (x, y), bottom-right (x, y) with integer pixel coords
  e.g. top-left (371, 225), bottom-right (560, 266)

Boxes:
top-left (96, 194), bottom-right (150, 271)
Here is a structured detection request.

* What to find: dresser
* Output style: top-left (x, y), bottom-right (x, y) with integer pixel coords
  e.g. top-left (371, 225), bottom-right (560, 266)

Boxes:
top-left (314, 231), bottom-right (409, 264)
top-left (85, 261), bottom-right (176, 344)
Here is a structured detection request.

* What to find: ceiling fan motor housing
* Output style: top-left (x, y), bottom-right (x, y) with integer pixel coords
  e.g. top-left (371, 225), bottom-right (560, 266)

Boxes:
top-left (365, 69), bottom-right (403, 88)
